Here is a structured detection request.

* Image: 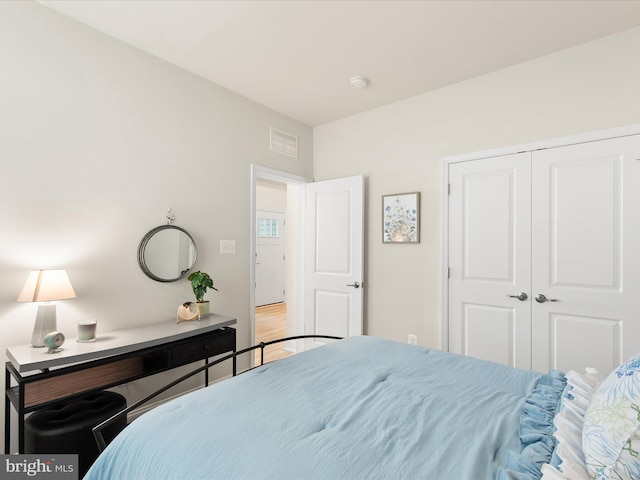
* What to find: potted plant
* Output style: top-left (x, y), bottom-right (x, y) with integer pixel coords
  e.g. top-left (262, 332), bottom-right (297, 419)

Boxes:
top-left (187, 271), bottom-right (218, 317)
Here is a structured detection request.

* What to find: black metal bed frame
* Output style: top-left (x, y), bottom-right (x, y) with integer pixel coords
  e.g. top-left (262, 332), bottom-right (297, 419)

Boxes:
top-left (92, 334), bottom-right (343, 452)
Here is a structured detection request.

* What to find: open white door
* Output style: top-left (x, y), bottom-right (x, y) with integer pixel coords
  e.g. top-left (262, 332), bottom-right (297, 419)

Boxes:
top-left (304, 175), bottom-right (364, 349)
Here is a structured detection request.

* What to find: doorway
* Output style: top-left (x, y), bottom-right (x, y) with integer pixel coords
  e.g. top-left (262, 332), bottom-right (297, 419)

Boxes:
top-left (254, 183), bottom-right (288, 364)
top-left (250, 166), bottom-right (311, 366)
top-left (250, 166), bottom-right (366, 366)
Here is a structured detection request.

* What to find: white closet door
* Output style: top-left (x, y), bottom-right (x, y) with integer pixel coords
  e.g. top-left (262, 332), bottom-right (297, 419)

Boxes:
top-left (531, 135), bottom-right (640, 374)
top-left (448, 153), bottom-right (532, 368)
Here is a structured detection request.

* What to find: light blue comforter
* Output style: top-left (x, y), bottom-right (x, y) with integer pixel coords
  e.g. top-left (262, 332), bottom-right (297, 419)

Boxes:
top-left (84, 336), bottom-right (564, 480)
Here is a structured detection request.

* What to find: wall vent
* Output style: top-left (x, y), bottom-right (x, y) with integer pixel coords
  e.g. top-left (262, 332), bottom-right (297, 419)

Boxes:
top-left (270, 127), bottom-right (298, 158)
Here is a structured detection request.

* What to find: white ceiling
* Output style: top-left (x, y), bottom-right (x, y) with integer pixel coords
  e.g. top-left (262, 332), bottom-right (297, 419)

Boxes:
top-left (38, 0), bottom-right (640, 127)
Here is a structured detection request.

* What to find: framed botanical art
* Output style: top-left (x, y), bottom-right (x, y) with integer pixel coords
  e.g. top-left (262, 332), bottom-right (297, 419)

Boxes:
top-left (382, 192), bottom-right (420, 243)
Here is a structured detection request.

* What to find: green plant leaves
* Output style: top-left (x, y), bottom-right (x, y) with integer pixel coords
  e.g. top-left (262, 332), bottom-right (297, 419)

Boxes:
top-left (187, 271), bottom-right (218, 303)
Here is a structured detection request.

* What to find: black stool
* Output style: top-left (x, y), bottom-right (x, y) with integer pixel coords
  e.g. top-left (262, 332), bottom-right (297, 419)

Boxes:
top-left (25, 391), bottom-right (127, 478)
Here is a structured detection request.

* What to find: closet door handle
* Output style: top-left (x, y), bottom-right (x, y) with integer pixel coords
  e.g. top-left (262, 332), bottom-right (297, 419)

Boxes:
top-left (535, 294), bottom-right (558, 303)
top-left (507, 292), bottom-right (528, 301)
top-left (346, 282), bottom-right (360, 289)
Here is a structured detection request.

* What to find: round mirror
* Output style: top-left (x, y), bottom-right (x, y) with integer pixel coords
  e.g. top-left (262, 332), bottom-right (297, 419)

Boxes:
top-left (138, 225), bottom-right (197, 282)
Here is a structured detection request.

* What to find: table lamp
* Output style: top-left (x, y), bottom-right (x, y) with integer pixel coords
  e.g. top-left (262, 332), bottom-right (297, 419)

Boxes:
top-left (17, 269), bottom-right (76, 347)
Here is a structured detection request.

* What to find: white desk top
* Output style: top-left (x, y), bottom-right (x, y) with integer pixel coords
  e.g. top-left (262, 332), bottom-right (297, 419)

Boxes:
top-left (6, 313), bottom-right (236, 373)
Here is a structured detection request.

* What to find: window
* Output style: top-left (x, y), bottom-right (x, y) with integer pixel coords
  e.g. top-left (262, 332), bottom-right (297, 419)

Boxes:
top-left (258, 218), bottom-right (279, 238)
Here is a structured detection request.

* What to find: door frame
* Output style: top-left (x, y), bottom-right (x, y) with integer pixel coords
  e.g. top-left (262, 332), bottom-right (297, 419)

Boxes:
top-left (250, 165), bottom-right (312, 364)
top-left (440, 123), bottom-right (640, 352)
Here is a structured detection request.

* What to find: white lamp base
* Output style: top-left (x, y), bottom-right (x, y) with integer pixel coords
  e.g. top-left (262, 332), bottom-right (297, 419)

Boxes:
top-left (31, 303), bottom-right (57, 347)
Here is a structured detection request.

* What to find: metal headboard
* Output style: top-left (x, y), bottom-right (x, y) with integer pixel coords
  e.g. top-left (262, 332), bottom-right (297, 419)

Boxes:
top-left (92, 334), bottom-right (342, 452)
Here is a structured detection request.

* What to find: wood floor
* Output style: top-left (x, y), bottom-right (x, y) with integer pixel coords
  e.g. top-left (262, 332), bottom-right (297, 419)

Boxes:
top-left (255, 302), bottom-right (293, 365)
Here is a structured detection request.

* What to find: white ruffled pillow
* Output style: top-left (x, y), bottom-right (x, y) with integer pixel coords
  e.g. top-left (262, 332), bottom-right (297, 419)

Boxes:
top-left (583, 354), bottom-right (640, 480)
top-left (541, 368), bottom-right (602, 480)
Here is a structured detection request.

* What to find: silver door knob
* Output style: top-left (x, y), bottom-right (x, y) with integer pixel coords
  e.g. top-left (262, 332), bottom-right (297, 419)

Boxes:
top-left (346, 282), bottom-right (360, 289)
top-left (535, 294), bottom-right (558, 303)
top-left (507, 292), bottom-right (528, 301)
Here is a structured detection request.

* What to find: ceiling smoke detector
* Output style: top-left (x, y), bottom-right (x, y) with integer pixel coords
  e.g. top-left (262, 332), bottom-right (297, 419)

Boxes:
top-left (350, 75), bottom-right (369, 89)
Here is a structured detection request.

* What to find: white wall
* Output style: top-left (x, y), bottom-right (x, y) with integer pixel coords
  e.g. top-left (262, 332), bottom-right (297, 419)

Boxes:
top-left (314, 26), bottom-right (640, 349)
top-left (256, 179), bottom-right (287, 212)
top-left (0, 1), bottom-right (312, 451)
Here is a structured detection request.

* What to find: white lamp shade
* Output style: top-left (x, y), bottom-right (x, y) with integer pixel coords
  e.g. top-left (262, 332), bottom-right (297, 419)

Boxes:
top-left (17, 270), bottom-right (76, 302)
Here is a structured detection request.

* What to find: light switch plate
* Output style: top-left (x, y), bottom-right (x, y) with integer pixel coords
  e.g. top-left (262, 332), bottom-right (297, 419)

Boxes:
top-left (220, 240), bottom-right (236, 254)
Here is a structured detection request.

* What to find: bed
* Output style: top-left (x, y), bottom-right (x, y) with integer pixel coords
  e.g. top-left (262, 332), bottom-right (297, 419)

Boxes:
top-left (84, 335), bottom-right (640, 480)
